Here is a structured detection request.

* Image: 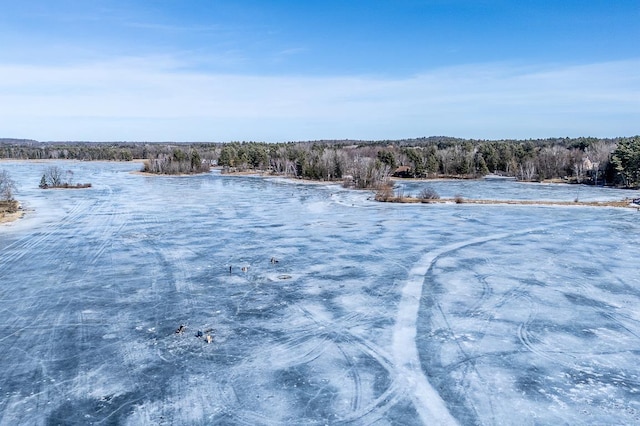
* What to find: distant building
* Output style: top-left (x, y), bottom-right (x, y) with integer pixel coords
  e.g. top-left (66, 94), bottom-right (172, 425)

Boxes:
top-left (393, 165), bottom-right (412, 178)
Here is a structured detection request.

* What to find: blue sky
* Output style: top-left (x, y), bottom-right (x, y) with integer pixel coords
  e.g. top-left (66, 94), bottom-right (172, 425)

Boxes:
top-left (0, 0), bottom-right (638, 142)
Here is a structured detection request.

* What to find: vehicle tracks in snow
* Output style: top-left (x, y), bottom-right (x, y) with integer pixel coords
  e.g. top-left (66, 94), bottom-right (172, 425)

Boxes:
top-left (393, 225), bottom-right (556, 425)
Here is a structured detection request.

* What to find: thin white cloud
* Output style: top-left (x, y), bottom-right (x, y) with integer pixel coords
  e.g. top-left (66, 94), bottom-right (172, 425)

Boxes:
top-left (276, 47), bottom-right (307, 57)
top-left (123, 21), bottom-right (223, 33)
top-left (0, 57), bottom-right (638, 141)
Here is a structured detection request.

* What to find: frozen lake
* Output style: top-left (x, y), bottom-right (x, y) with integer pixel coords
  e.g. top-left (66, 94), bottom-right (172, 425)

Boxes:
top-left (1, 161), bottom-right (639, 425)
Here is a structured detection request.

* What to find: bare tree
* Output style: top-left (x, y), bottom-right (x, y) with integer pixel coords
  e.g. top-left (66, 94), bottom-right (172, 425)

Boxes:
top-left (518, 160), bottom-right (537, 181)
top-left (43, 166), bottom-right (64, 187)
top-left (345, 156), bottom-right (391, 189)
top-left (573, 161), bottom-right (586, 183)
top-left (419, 186), bottom-right (440, 200)
top-left (536, 146), bottom-right (569, 180)
top-left (65, 170), bottom-right (74, 186)
top-left (585, 141), bottom-right (615, 166)
top-left (0, 170), bottom-right (17, 201)
top-left (586, 141), bottom-right (615, 184)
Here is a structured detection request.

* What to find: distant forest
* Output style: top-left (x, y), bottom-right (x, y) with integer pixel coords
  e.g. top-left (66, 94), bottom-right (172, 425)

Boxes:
top-left (1, 136), bottom-right (639, 189)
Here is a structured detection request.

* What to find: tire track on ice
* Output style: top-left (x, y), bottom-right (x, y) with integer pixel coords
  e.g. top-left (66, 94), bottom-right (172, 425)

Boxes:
top-left (392, 226), bottom-right (553, 425)
top-left (0, 198), bottom-right (93, 274)
top-left (296, 305), bottom-right (405, 424)
top-left (222, 302), bottom-right (406, 425)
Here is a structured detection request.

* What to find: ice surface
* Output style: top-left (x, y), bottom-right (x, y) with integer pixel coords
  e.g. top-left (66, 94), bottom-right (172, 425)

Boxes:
top-left (0, 161), bottom-right (639, 425)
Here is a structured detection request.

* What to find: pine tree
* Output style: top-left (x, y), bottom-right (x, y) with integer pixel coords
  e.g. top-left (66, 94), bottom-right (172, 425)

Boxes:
top-left (611, 136), bottom-right (640, 188)
top-left (39, 174), bottom-right (48, 189)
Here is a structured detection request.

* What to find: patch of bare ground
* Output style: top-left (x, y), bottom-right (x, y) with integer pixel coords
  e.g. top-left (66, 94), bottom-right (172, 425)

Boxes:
top-left (0, 200), bottom-right (24, 225)
top-left (374, 196), bottom-right (636, 208)
top-left (41, 183), bottom-right (92, 189)
top-left (217, 167), bottom-right (278, 177)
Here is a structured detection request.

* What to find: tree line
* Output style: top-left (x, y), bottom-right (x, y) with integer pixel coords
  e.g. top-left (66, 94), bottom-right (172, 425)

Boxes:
top-left (142, 149), bottom-right (210, 175)
top-left (1, 136), bottom-right (639, 188)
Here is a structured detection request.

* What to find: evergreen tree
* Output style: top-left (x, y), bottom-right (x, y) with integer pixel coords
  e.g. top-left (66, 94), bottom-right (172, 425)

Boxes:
top-left (611, 136), bottom-right (640, 188)
top-left (39, 174), bottom-right (48, 189)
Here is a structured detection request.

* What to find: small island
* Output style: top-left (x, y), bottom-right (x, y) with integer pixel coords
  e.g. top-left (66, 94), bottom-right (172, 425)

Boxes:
top-left (39, 166), bottom-right (91, 189)
top-left (375, 194), bottom-right (635, 208)
top-left (0, 200), bottom-right (22, 224)
top-left (374, 182), bottom-right (636, 208)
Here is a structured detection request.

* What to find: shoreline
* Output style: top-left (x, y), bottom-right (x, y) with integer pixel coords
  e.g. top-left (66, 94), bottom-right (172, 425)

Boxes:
top-left (218, 170), bottom-right (637, 208)
top-left (375, 196), bottom-right (637, 208)
top-left (221, 168), bottom-right (626, 189)
top-left (2, 164), bottom-right (636, 228)
top-left (0, 210), bottom-right (25, 224)
top-left (219, 169), bottom-right (342, 185)
top-left (132, 170), bottom-right (213, 177)
top-left (0, 201), bottom-right (24, 225)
